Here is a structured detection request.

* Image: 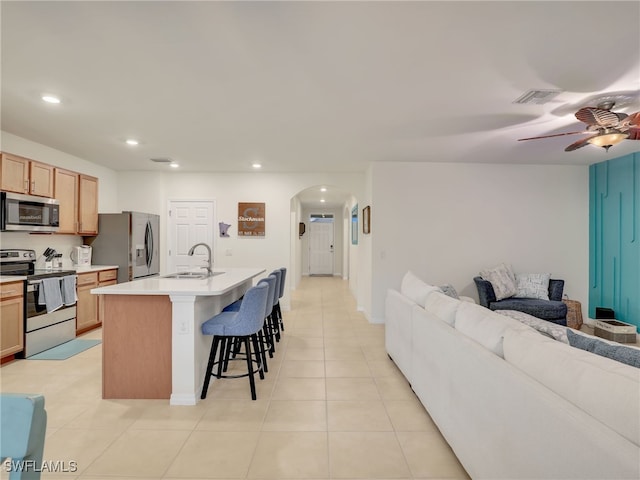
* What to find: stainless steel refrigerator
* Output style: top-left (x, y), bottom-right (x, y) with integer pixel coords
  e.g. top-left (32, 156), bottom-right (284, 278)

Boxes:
top-left (89, 211), bottom-right (160, 284)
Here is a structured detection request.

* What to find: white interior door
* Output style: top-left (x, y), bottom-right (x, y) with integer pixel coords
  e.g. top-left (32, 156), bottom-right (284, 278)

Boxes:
top-left (168, 200), bottom-right (215, 273)
top-left (309, 219), bottom-right (334, 275)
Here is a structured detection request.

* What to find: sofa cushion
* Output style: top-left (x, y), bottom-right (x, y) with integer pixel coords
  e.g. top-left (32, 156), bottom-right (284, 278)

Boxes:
top-left (424, 291), bottom-right (461, 326)
top-left (490, 298), bottom-right (567, 322)
top-left (479, 263), bottom-right (517, 300)
top-left (455, 302), bottom-right (530, 357)
top-left (400, 271), bottom-right (439, 307)
top-left (515, 273), bottom-right (551, 300)
top-left (496, 310), bottom-right (569, 343)
top-left (504, 328), bottom-right (640, 447)
top-left (567, 329), bottom-right (640, 368)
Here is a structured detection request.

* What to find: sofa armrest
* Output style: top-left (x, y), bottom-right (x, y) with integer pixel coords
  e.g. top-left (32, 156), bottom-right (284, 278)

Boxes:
top-left (548, 279), bottom-right (564, 301)
top-left (473, 276), bottom-right (496, 308)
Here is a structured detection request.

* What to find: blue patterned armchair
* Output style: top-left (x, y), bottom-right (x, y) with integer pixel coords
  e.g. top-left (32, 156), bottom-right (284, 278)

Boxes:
top-left (473, 276), bottom-right (567, 325)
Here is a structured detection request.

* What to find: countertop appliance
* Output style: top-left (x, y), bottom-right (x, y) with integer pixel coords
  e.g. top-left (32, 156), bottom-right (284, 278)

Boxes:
top-left (71, 245), bottom-right (92, 266)
top-left (88, 211), bottom-right (160, 284)
top-left (0, 192), bottom-right (60, 232)
top-left (0, 249), bottom-right (77, 357)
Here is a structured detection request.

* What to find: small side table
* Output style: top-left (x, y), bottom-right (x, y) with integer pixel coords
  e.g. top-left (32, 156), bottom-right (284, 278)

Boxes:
top-left (562, 299), bottom-right (583, 330)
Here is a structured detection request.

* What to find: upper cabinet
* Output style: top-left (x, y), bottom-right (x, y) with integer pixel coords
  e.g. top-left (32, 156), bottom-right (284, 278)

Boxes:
top-left (53, 168), bottom-right (79, 234)
top-left (1, 153), bottom-right (29, 193)
top-left (29, 160), bottom-right (54, 197)
top-left (0, 153), bottom-right (54, 197)
top-left (53, 169), bottom-right (99, 236)
top-left (78, 174), bottom-right (99, 235)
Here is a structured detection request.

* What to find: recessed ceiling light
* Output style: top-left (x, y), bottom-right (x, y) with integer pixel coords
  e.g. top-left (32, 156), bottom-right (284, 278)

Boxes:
top-left (41, 95), bottom-right (61, 104)
top-left (320, 187), bottom-right (327, 192)
top-left (252, 163), bottom-right (262, 169)
top-left (169, 162), bottom-right (179, 168)
top-left (320, 199), bottom-right (326, 203)
top-left (125, 139), bottom-right (139, 146)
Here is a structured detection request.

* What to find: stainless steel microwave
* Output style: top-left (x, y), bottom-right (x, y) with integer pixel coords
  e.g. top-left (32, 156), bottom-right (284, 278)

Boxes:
top-left (0, 192), bottom-right (60, 232)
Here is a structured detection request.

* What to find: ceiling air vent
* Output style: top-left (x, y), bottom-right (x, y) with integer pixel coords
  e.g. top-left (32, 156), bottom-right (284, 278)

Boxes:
top-left (150, 158), bottom-right (172, 164)
top-left (513, 89), bottom-right (563, 105)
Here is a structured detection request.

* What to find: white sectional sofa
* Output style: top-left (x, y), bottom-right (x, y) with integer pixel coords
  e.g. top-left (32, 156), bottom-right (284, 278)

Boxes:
top-left (385, 271), bottom-right (640, 479)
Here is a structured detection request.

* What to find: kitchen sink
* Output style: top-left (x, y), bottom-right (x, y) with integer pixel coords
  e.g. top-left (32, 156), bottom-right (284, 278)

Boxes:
top-left (162, 271), bottom-right (224, 279)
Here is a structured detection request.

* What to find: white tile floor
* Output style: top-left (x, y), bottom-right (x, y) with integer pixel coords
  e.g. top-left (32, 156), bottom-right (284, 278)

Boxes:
top-left (1, 276), bottom-right (469, 479)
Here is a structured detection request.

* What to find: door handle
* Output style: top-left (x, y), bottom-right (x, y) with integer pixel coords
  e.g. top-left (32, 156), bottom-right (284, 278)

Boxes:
top-left (145, 221), bottom-right (153, 269)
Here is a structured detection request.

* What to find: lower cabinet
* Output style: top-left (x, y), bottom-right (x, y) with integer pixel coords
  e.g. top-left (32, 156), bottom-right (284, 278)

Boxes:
top-left (76, 272), bottom-right (98, 334)
top-left (1, 281), bottom-right (25, 359)
top-left (76, 269), bottom-right (118, 334)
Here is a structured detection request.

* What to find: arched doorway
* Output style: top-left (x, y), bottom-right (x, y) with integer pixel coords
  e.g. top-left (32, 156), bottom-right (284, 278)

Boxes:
top-left (290, 185), bottom-right (356, 289)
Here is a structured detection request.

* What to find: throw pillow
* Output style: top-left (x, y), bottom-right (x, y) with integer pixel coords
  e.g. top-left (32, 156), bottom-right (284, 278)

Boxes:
top-left (496, 310), bottom-right (568, 343)
top-left (439, 284), bottom-right (460, 299)
top-left (479, 263), bottom-right (517, 300)
top-left (567, 329), bottom-right (640, 368)
top-left (515, 273), bottom-right (550, 300)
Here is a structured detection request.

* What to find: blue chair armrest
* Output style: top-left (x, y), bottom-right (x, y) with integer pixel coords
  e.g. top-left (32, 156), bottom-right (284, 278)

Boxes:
top-left (473, 276), bottom-right (496, 308)
top-left (548, 279), bottom-right (564, 301)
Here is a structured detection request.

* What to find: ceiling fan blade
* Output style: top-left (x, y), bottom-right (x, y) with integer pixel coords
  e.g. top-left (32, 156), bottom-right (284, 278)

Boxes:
top-left (565, 135), bottom-right (598, 152)
top-left (621, 111), bottom-right (640, 127)
top-left (575, 107), bottom-right (620, 127)
top-left (518, 131), bottom-right (589, 141)
top-left (626, 127), bottom-right (640, 140)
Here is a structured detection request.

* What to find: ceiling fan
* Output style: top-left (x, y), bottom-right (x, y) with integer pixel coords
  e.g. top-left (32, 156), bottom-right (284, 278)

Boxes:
top-left (518, 101), bottom-right (640, 152)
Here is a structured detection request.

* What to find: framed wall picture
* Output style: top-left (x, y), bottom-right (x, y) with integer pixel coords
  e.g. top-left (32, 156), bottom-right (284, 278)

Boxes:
top-left (351, 204), bottom-right (358, 245)
top-left (238, 202), bottom-right (265, 237)
top-left (363, 205), bottom-right (370, 234)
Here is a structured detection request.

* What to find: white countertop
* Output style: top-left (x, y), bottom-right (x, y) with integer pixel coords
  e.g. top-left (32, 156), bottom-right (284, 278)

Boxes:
top-left (75, 265), bottom-right (119, 274)
top-left (91, 268), bottom-right (265, 296)
top-left (0, 276), bottom-right (26, 284)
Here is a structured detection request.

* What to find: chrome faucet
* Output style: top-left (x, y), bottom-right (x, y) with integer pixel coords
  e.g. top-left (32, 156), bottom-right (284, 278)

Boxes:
top-left (188, 242), bottom-right (212, 276)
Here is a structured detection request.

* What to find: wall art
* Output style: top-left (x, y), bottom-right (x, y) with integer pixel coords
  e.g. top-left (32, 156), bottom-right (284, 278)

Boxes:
top-left (237, 202), bottom-right (265, 237)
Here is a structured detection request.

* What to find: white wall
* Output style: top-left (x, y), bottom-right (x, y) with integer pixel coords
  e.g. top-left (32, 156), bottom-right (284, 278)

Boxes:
top-left (370, 162), bottom-right (589, 323)
top-left (0, 132), bottom-right (119, 264)
top-left (359, 166), bottom-right (373, 318)
top-left (347, 195), bottom-right (359, 302)
top-left (290, 196), bottom-right (303, 290)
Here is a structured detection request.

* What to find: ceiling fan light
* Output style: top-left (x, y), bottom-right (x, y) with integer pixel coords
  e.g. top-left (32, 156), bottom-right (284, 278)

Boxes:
top-left (587, 131), bottom-right (629, 150)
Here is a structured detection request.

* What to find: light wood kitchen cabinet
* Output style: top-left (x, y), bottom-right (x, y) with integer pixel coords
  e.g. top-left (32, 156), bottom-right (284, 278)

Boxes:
top-left (0, 153), bottom-right (54, 197)
top-left (29, 161), bottom-right (54, 197)
top-left (78, 174), bottom-right (99, 235)
top-left (53, 169), bottom-right (99, 236)
top-left (1, 281), bottom-right (25, 359)
top-left (76, 272), bottom-right (98, 334)
top-left (0, 153), bottom-right (29, 193)
top-left (77, 269), bottom-right (117, 334)
top-left (97, 269), bottom-right (118, 325)
top-left (53, 168), bottom-right (79, 234)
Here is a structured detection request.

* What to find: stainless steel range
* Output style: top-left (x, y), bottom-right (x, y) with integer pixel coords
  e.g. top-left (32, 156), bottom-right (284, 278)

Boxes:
top-left (0, 249), bottom-right (77, 357)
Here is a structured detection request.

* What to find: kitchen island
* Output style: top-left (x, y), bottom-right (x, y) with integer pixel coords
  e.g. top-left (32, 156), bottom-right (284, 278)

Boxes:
top-left (91, 268), bottom-right (265, 405)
